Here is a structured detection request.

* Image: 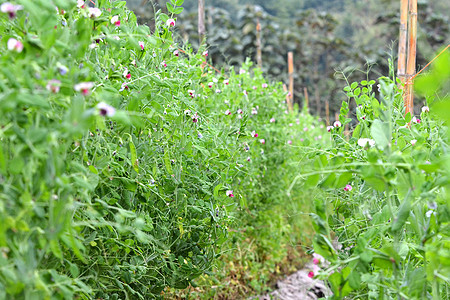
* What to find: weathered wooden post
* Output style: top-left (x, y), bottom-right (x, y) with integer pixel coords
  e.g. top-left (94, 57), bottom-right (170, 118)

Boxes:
top-left (198, 0), bottom-right (205, 45)
top-left (397, 0), bottom-right (408, 85)
top-left (288, 52), bottom-right (294, 111)
top-left (325, 100), bottom-right (330, 125)
top-left (256, 18), bottom-right (263, 68)
top-left (303, 87), bottom-right (309, 113)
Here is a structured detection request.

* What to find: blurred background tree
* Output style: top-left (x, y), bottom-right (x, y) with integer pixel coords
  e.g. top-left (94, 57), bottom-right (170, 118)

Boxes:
top-left (125, 0), bottom-right (449, 120)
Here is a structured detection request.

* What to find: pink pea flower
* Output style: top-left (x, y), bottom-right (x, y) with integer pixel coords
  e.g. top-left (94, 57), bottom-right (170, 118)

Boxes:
top-left (224, 109), bottom-right (231, 115)
top-left (327, 126), bottom-right (333, 132)
top-left (97, 102), bottom-right (116, 117)
top-left (224, 79), bottom-right (229, 85)
top-left (303, 127), bottom-right (308, 132)
top-left (247, 156), bottom-right (251, 162)
top-left (334, 120), bottom-right (341, 128)
top-left (119, 82), bottom-right (129, 91)
top-left (237, 109), bottom-right (243, 114)
top-left (251, 131), bottom-right (258, 138)
top-left (270, 118), bottom-right (275, 123)
top-left (422, 106), bottom-right (429, 113)
top-left (226, 190), bottom-right (234, 197)
top-left (161, 60), bottom-right (167, 67)
top-left (74, 82), bottom-right (94, 95)
top-left (287, 140), bottom-right (292, 145)
top-left (344, 184), bottom-right (352, 191)
top-left (411, 139), bottom-right (417, 146)
top-left (188, 90), bottom-right (195, 98)
top-left (202, 50), bottom-right (208, 56)
top-left (216, 89), bottom-right (221, 94)
top-left (1, 2), bottom-right (23, 19)
top-left (262, 83), bottom-right (268, 88)
top-left (243, 90), bottom-right (248, 95)
top-left (239, 69), bottom-right (246, 75)
top-left (46, 79), bottom-right (61, 93)
top-left (289, 123), bottom-right (293, 127)
top-left (251, 108), bottom-right (258, 115)
top-left (173, 49), bottom-right (179, 56)
top-left (77, 0), bottom-right (85, 8)
top-left (7, 38), bottom-right (23, 52)
top-left (208, 82), bottom-right (213, 88)
top-left (123, 69), bottom-right (131, 79)
top-left (260, 139), bottom-right (265, 144)
top-left (138, 41), bottom-right (144, 50)
top-left (252, 86), bottom-right (257, 90)
top-left (308, 271), bottom-right (314, 278)
top-left (313, 258), bottom-right (319, 265)
top-left (88, 7), bottom-right (101, 18)
top-left (166, 18), bottom-right (175, 27)
top-left (192, 113), bottom-right (199, 123)
top-left (412, 116), bottom-right (421, 124)
top-left (111, 15), bottom-right (120, 26)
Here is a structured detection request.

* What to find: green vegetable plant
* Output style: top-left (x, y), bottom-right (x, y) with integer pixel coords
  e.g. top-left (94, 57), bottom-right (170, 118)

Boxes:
top-left (305, 53), bottom-right (450, 299)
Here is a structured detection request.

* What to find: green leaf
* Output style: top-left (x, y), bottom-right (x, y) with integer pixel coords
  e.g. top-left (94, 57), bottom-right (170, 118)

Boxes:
top-left (351, 82), bottom-right (358, 90)
top-left (166, 2), bottom-right (174, 13)
top-left (371, 119), bottom-right (391, 149)
top-left (391, 191), bottom-right (411, 232)
top-left (173, 7), bottom-right (184, 14)
top-left (129, 138), bottom-right (139, 173)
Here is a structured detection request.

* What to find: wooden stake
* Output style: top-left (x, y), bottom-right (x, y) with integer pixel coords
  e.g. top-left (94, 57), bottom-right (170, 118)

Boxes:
top-left (303, 87), bottom-right (309, 113)
top-left (198, 0), bottom-right (205, 45)
top-left (288, 52), bottom-right (294, 111)
top-left (397, 0), bottom-right (408, 85)
top-left (325, 100), bottom-right (330, 125)
top-left (283, 84), bottom-right (293, 112)
top-left (405, 0), bottom-right (417, 116)
top-left (256, 18), bottom-right (262, 68)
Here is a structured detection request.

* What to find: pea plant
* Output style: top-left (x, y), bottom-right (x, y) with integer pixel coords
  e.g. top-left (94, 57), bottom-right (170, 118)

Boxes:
top-left (0, 0), bottom-right (330, 299)
top-left (306, 55), bottom-right (450, 299)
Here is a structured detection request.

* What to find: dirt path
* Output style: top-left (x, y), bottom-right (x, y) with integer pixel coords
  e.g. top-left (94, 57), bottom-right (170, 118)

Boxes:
top-left (251, 262), bottom-right (331, 300)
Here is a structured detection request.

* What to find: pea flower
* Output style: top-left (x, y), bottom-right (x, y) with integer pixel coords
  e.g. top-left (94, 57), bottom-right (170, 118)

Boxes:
top-left (138, 41), bottom-right (144, 50)
top-left (251, 131), bottom-right (258, 138)
top-left (166, 18), bottom-right (175, 27)
top-left (97, 102), bottom-right (116, 117)
top-left (161, 60), bottom-right (167, 67)
top-left (344, 184), bottom-right (352, 191)
top-left (225, 109), bottom-right (231, 115)
top-left (308, 271), bottom-right (315, 278)
top-left (192, 113), bottom-right (199, 123)
top-left (303, 127), bottom-right (308, 132)
top-left (224, 79), bottom-right (229, 85)
top-left (411, 139), bottom-right (417, 146)
top-left (334, 120), bottom-right (341, 127)
top-left (287, 140), bottom-right (292, 145)
top-left (7, 38), bottom-right (23, 52)
top-left (202, 50), bottom-right (208, 56)
top-left (226, 190), bottom-right (234, 197)
top-left (77, 0), bottom-right (85, 8)
top-left (1, 2), bottom-right (23, 19)
top-left (262, 83), bottom-right (268, 88)
top-left (111, 15), bottom-right (120, 26)
top-left (88, 7), bottom-right (101, 18)
top-left (260, 139), bottom-right (265, 144)
top-left (74, 82), bottom-right (94, 95)
top-left (239, 69), bottom-right (246, 75)
top-left (412, 116), bottom-right (421, 124)
top-left (357, 138), bottom-right (375, 147)
top-left (327, 126), bottom-right (333, 132)
top-left (251, 108), bottom-right (258, 115)
top-left (46, 79), bottom-right (61, 93)
top-left (208, 82), bottom-right (213, 88)
top-left (237, 109), bottom-right (243, 115)
top-left (270, 118), bottom-right (275, 123)
top-left (123, 68), bottom-right (131, 79)
top-left (188, 90), bottom-right (195, 98)
top-left (247, 157), bottom-right (251, 162)
top-left (422, 106), bottom-right (429, 113)
top-left (215, 89), bottom-right (221, 94)
top-left (173, 49), bottom-right (179, 56)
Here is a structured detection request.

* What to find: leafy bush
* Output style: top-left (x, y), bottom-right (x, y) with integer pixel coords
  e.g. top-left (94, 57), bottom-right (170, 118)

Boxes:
top-left (306, 53), bottom-right (450, 299)
top-left (0, 0), bottom-right (327, 298)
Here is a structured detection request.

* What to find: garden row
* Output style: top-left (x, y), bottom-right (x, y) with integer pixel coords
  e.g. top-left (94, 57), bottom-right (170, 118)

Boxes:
top-left (0, 1), bottom-right (328, 299)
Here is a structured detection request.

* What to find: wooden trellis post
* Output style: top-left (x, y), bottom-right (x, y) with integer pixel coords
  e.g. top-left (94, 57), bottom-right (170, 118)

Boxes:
top-left (398, 0), bottom-right (417, 116)
top-left (287, 52), bottom-right (294, 111)
top-left (325, 100), bottom-right (330, 125)
top-left (303, 87), bottom-right (309, 113)
top-left (198, 0), bottom-right (205, 45)
top-left (256, 18), bottom-right (262, 68)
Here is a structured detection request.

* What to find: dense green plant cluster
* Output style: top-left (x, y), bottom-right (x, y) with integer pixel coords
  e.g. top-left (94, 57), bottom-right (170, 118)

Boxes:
top-left (0, 0), bottom-right (329, 298)
top-left (306, 54), bottom-right (450, 299)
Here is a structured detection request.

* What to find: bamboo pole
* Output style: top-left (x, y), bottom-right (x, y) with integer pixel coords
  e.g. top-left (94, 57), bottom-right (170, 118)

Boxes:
top-left (283, 84), bottom-right (293, 112)
top-left (303, 87), bottom-right (309, 113)
top-left (325, 100), bottom-right (330, 125)
top-left (198, 0), bottom-right (205, 45)
top-left (397, 0), bottom-right (408, 85)
top-left (288, 52), bottom-right (294, 111)
top-left (405, 0), bottom-right (417, 116)
top-left (256, 18), bottom-right (262, 68)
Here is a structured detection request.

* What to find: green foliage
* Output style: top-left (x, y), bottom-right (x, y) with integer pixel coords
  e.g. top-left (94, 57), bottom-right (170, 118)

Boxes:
top-left (0, 1), bottom-right (327, 298)
top-left (306, 59), bottom-right (450, 298)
